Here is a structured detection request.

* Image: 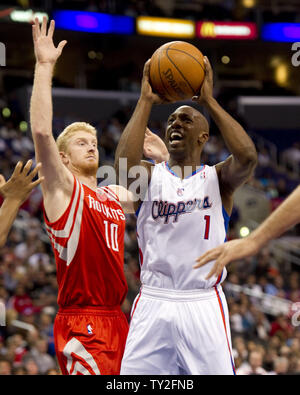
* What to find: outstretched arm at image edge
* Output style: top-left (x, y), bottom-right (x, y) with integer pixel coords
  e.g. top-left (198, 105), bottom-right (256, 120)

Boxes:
top-left (0, 161), bottom-right (43, 248)
top-left (245, 184), bottom-right (300, 249)
top-left (194, 185), bottom-right (300, 278)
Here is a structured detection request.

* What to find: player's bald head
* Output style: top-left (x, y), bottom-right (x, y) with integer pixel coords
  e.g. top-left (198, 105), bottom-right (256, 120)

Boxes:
top-left (173, 105), bottom-right (209, 133)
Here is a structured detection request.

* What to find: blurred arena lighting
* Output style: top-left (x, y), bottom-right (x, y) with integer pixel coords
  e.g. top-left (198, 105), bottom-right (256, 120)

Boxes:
top-left (88, 50), bottom-right (97, 60)
top-left (19, 121), bottom-right (28, 132)
top-left (136, 16), bottom-right (195, 38)
top-left (240, 226), bottom-right (250, 238)
top-left (270, 56), bottom-right (282, 68)
top-left (2, 107), bottom-right (11, 118)
top-left (53, 10), bottom-right (134, 34)
top-left (275, 63), bottom-right (289, 87)
top-left (196, 21), bottom-right (257, 40)
top-left (10, 9), bottom-right (48, 23)
top-left (242, 0), bottom-right (256, 7)
top-left (262, 22), bottom-right (300, 42)
top-left (221, 55), bottom-right (230, 64)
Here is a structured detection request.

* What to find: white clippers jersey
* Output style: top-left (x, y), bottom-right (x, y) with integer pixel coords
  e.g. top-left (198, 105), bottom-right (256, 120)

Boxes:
top-left (136, 162), bottom-right (230, 290)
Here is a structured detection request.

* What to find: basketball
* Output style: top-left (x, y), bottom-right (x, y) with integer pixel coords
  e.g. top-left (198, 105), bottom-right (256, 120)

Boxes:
top-left (149, 41), bottom-right (205, 102)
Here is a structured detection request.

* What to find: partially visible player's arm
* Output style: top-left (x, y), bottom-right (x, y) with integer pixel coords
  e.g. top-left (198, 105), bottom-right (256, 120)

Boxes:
top-left (108, 185), bottom-right (136, 214)
top-left (194, 184), bottom-right (300, 278)
top-left (193, 57), bottom-right (257, 200)
top-left (30, 17), bottom-right (73, 220)
top-left (0, 161), bottom-right (43, 247)
top-left (143, 128), bottom-right (169, 164)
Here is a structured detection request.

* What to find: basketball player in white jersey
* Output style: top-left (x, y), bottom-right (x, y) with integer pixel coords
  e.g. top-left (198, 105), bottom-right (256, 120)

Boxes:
top-left (115, 56), bottom-right (257, 375)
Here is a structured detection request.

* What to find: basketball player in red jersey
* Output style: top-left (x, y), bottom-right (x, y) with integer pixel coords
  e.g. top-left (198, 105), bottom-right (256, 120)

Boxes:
top-left (30, 17), bottom-right (136, 375)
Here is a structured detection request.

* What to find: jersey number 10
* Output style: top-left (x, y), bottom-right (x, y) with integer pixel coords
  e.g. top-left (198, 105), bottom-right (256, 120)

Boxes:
top-left (104, 221), bottom-right (119, 252)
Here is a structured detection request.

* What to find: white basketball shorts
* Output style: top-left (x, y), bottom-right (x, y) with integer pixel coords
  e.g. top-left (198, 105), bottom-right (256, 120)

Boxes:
top-left (120, 284), bottom-right (236, 375)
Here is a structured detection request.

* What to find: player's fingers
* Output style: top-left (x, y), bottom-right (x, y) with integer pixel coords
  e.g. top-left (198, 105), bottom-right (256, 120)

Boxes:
top-left (32, 24), bottom-right (38, 42)
top-left (30, 176), bottom-right (45, 188)
top-left (203, 56), bottom-right (211, 71)
top-left (34, 17), bottom-right (40, 37)
top-left (204, 56), bottom-right (212, 67)
top-left (204, 56), bottom-right (213, 81)
top-left (193, 248), bottom-right (220, 268)
top-left (41, 15), bottom-right (47, 36)
top-left (47, 19), bottom-right (55, 39)
top-left (22, 159), bottom-right (33, 176)
top-left (145, 127), bottom-right (153, 136)
top-left (205, 260), bottom-right (223, 280)
top-left (11, 161), bottom-right (23, 178)
top-left (57, 40), bottom-right (67, 53)
top-left (204, 264), bottom-right (218, 280)
top-left (143, 59), bottom-right (151, 79)
top-left (27, 162), bottom-right (42, 180)
top-left (0, 174), bottom-right (5, 186)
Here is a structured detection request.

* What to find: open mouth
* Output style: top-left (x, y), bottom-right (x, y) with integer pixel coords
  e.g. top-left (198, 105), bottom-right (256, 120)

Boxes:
top-left (169, 131), bottom-right (184, 143)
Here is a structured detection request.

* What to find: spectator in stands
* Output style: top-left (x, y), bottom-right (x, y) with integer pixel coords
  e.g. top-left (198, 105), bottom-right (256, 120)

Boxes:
top-left (282, 142), bottom-right (300, 172)
top-left (237, 349), bottom-right (268, 375)
top-left (269, 314), bottom-right (294, 340)
top-left (23, 336), bottom-right (56, 374)
top-left (270, 356), bottom-right (290, 375)
top-left (0, 359), bottom-right (12, 375)
top-left (23, 357), bottom-right (40, 375)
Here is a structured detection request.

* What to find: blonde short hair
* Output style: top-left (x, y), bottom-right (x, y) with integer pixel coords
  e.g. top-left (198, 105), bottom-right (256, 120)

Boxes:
top-left (56, 122), bottom-right (97, 153)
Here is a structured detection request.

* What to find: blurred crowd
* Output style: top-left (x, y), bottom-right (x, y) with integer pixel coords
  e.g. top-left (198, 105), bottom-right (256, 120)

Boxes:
top-left (0, 100), bottom-right (300, 375)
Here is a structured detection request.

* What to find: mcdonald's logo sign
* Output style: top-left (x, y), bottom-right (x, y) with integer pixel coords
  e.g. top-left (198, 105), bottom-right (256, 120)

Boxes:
top-left (197, 21), bottom-right (257, 40)
top-left (200, 22), bottom-right (216, 38)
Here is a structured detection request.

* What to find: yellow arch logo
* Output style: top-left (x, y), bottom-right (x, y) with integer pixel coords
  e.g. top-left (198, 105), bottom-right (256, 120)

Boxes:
top-left (200, 22), bottom-right (216, 38)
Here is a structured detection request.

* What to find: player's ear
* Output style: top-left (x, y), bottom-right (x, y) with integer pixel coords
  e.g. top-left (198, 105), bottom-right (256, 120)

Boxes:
top-left (59, 151), bottom-right (69, 165)
top-left (198, 131), bottom-right (209, 145)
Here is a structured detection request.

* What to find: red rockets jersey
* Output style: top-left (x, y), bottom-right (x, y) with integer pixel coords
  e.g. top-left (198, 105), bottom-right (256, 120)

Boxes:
top-left (44, 177), bottom-right (127, 308)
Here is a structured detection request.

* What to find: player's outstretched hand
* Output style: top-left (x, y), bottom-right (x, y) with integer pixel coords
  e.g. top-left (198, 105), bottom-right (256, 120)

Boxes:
top-left (192, 56), bottom-right (214, 105)
top-left (193, 237), bottom-right (259, 279)
top-left (141, 60), bottom-right (167, 105)
top-left (32, 16), bottom-right (67, 65)
top-left (143, 128), bottom-right (169, 163)
top-left (0, 160), bottom-right (44, 204)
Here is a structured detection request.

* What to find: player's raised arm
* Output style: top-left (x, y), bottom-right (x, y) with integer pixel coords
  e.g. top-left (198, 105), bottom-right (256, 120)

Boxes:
top-left (114, 60), bottom-right (163, 189)
top-left (0, 161), bottom-right (43, 247)
top-left (194, 184), bottom-right (300, 278)
top-left (192, 56), bottom-right (257, 211)
top-left (30, 17), bottom-right (73, 218)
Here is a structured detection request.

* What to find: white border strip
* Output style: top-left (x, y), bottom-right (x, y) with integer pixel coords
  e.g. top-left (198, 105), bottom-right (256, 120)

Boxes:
top-left (238, 96), bottom-right (300, 106)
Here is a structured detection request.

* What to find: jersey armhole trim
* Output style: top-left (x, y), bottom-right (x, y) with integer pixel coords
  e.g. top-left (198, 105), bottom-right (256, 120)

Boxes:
top-left (222, 205), bottom-right (230, 238)
top-left (43, 175), bottom-right (77, 226)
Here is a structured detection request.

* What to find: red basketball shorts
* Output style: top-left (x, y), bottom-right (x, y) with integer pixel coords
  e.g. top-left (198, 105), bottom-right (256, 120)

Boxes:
top-left (54, 306), bottom-right (129, 375)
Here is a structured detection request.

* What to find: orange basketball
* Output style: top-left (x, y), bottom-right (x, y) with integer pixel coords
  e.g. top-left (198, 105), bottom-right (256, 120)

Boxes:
top-left (149, 41), bottom-right (205, 102)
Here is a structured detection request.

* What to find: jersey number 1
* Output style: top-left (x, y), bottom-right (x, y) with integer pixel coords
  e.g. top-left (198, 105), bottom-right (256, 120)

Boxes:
top-left (104, 221), bottom-right (119, 252)
top-left (204, 215), bottom-right (210, 240)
